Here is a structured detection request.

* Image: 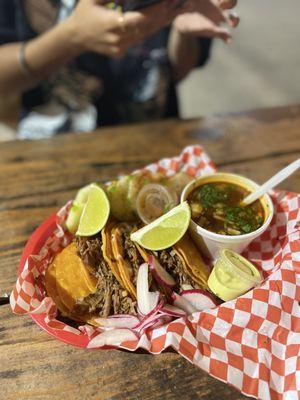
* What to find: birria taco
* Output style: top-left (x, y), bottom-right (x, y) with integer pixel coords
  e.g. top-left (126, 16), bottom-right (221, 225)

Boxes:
top-left (144, 233), bottom-right (210, 292)
top-left (110, 223), bottom-right (149, 298)
top-left (45, 233), bottom-right (137, 325)
top-left (109, 223), bottom-right (210, 294)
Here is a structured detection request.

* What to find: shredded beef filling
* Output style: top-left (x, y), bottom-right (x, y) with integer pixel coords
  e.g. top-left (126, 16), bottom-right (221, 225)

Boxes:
top-left (158, 249), bottom-right (195, 290)
top-left (121, 229), bottom-right (145, 285)
top-left (74, 235), bottom-right (136, 317)
top-left (75, 234), bottom-right (103, 271)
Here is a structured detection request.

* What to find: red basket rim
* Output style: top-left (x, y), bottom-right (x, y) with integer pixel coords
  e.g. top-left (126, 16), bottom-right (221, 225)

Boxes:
top-left (18, 214), bottom-right (90, 348)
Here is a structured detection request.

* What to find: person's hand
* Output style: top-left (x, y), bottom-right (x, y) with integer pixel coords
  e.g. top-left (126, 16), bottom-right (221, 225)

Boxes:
top-left (173, 0), bottom-right (240, 42)
top-left (66, 0), bottom-right (189, 58)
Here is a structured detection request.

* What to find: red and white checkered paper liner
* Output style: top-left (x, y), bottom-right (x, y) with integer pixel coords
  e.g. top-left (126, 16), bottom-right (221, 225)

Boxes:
top-left (10, 146), bottom-right (300, 400)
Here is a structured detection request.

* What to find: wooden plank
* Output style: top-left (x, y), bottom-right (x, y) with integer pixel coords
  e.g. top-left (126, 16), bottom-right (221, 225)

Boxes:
top-left (0, 305), bottom-right (247, 400)
top-left (0, 105), bottom-right (299, 168)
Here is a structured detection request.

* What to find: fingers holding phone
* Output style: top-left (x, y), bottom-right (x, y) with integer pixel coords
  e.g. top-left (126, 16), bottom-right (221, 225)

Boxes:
top-left (66, 0), bottom-right (190, 58)
top-left (66, 0), bottom-right (239, 58)
top-left (121, 0), bottom-right (190, 41)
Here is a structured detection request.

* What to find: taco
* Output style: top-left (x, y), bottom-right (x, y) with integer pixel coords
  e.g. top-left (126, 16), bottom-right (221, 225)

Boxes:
top-left (110, 223), bottom-right (209, 296)
top-left (45, 234), bottom-right (137, 325)
top-left (173, 233), bottom-right (210, 290)
top-left (101, 221), bottom-right (123, 286)
top-left (143, 233), bottom-right (210, 292)
top-left (110, 223), bottom-right (175, 303)
top-left (111, 223), bottom-right (148, 299)
top-left (50, 242), bottom-right (98, 313)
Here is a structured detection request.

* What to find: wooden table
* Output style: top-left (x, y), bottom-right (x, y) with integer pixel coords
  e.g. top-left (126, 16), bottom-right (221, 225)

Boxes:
top-left (1, 105), bottom-right (299, 400)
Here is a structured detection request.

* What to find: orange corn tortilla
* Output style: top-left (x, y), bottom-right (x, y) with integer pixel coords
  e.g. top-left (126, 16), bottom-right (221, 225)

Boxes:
top-left (111, 226), bottom-right (137, 299)
top-left (135, 242), bottom-right (149, 263)
top-left (45, 255), bottom-right (95, 323)
top-left (101, 222), bottom-right (123, 286)
top-left (173, 234), bottom-right (210, 289)
top-left (49, 243), bottom-right (98, 312)
top-left (45, 262), bottom-right (71, 316)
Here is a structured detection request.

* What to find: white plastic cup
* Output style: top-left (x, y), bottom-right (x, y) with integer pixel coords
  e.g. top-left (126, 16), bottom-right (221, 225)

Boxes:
top-left (208, 249), bottom-right (262, 301)
top-left (181, 173), bottom-right (274, 260)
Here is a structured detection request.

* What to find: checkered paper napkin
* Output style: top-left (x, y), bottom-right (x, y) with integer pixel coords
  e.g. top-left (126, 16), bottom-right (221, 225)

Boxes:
top-left (10, 146), bottom-right (300, 400)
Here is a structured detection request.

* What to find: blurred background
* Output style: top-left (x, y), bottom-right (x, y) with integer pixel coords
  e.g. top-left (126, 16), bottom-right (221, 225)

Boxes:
top-left (0, 0), bottom-right (299, 140)
top-left (179, 0), bottom-right (300, 118)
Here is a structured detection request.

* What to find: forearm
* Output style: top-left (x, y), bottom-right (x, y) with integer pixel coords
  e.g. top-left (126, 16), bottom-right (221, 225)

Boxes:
top-left (168, 28), bottom-right (201, 83)
top-left (0, 20), bottom-right (80, 94)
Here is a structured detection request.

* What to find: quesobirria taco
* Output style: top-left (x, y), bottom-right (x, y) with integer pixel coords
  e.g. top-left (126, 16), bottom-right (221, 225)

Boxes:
top-left (45, 221), bottom-right (209, 325)
top-left (110, 223), bottom-right (210, 296)
top-left (45, 227), bottom-right (137, 326)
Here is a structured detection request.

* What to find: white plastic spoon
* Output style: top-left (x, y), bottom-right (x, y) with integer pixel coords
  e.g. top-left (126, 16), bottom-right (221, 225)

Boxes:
top-left (241, 158), bottom-right (300, 206)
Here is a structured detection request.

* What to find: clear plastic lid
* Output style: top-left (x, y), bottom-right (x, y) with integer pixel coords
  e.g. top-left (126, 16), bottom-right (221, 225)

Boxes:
top-left (216, 249), bottom-right (262, 286)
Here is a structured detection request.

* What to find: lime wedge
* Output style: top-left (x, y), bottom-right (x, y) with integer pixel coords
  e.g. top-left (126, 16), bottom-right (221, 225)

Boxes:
top-left (75, 184), bottom-right (91, 204)
top-left (66, 201), bottom-right (85, 234)
top-left (66, 184), bottom-right (94, 234)
top-left (76, 184), bottom-right (110, 237)
top-left (130, 202), bottom-right (191, 251)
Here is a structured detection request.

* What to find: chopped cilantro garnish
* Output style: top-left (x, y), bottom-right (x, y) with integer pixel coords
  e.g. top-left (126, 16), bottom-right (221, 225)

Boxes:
top-left (224, 206), bottom-right (261, 233)
top-left (198, 184), bottom-right (230, 208)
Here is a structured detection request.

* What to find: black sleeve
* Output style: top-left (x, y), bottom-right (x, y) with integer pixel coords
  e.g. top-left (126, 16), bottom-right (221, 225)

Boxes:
top-left (197, 37), bottom-right (213, 67)
top-left (0, 0), bottom-right (17, 44)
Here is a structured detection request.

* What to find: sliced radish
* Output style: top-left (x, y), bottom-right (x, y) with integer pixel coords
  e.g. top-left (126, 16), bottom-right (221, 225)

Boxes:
top-left (160, 304), bottom-right (187, 317)
top-left (180, 289), bottom-right (218, 311)
top-left (134, 314), bottom-right (161, 332)
top-left (148, 255), bottom-right (176, 288)
top-left (87, 329), bottom-right (138, 348)
top-left (134, 313), bottom-right (165, 332)
top-left (171, 292), bottom-right (198, 315)
top-left (138, 298), bottom-right (164, 319)
top-left (137, 263), bottom-right (161, 315)
top-left (148, 291), bottom-right (160, 312)
top-left (93, 315), bottom-right (140, 329)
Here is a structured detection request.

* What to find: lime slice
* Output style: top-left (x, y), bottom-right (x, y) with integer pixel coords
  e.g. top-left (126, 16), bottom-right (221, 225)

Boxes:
top-left (130, 202), bottom-right (191, 251)
top-left (66, 201), bottom-right (85, 234)
top-left (76, 184), bottom-right (110, 237)
top-left (66, 184), bottom-right (94, 234)
top-left (75, 184), bottom-right (91, 204)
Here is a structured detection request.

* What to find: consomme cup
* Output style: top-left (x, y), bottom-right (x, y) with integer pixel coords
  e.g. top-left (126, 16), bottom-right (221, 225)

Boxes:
top-left (181, 173), bottom-right (274, 260)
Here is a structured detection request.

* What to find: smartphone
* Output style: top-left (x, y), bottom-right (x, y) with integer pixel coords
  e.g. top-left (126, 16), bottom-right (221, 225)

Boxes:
top-left (104, 0), bottom-right (184, 12)
top-left (122, 0), bottom-right (166, 11)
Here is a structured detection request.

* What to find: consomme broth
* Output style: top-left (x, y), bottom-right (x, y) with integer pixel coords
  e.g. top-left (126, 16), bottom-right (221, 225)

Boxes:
top-left (188, 182), bottom-right (265, 236)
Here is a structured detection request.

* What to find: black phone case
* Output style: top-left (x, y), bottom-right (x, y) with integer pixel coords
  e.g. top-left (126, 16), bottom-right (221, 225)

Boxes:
top-left (123, 0), bottom-right (165, 11)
